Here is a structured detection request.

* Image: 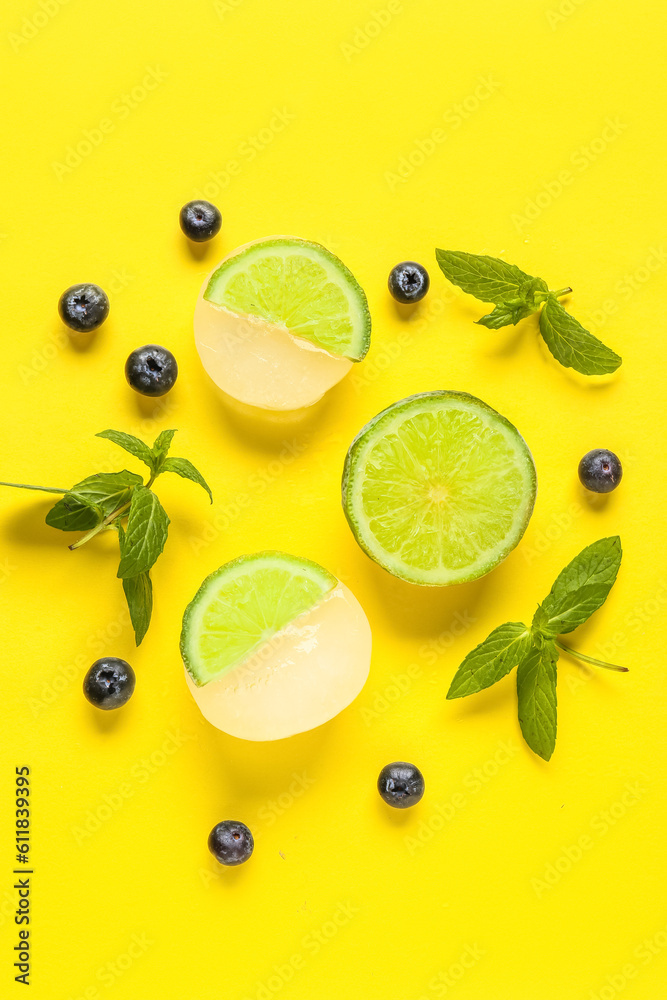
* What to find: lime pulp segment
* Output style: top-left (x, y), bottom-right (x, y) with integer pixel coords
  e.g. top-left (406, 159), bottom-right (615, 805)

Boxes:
top-left (180, 551), bottom-right (337, 686)
top-left (342, 392), bottom-right (537, 586)
top-left (203, 238), bottom-right (371, 361)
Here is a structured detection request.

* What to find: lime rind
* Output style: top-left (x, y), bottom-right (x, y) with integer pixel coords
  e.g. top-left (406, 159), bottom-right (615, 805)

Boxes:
top-left (342, 391), bottom-right (537, 586)
top-left (203, 237), bottom-right (371, 362)
top-left (180, 551), bottom-right (337, 686)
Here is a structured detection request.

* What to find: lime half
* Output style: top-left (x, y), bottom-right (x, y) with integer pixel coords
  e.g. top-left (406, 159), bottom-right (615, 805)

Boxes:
top-left (204, 237), bottom-right (370, 361)
top-left (342, 392), bottom-right (537, 586)
top-left (180, 551), bottom-right (372, 741)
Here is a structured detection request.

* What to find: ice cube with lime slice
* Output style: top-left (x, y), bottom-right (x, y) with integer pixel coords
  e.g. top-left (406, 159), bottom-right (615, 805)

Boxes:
top-left (194, 237), bottom-right (371, 411)
top-left (180, 551), bottom-right (371, 741)
top-left (342, 392), bottom-right (537, 586)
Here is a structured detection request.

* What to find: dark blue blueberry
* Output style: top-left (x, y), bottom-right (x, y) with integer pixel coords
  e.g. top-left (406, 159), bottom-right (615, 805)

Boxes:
top-left (83, 657), bottom-right (135, 710)
top-left (58, 283), bottom-right (109, 332)
top-left (179, 200), bottom-right (222, 242)
top-left (377, 761), bottom-right (425, 808)
top-left (388, 262), bottom-right (430, 304)
top-left (208, 821), bottom-right (254, 866)
top-left (578, 449), bottom-right (622, 494)
top-left (125, 344), bottom-right (178, 397)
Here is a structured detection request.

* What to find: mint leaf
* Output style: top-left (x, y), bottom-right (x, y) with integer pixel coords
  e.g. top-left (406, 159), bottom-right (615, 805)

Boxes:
top-left (159, 457), bottom-right (212, 502)
top-left (117, 486), bottom-right (169, 579)
top-left (435, 250), bottom-right (541, 304)
top-left (151, 429), bottom-right (177, 473)
top-left (533, 536), bottom-right (622, 637)
top-left (517, 639), bottom-right (558, 761)
top-left (539, 296), bottom-right (621, 375)
top-left (117, 523), bottom-right (153, 644)
top-left (477, 300), bottom-right (535, 329)
top-left (69, 470), bottom-right (143, 515)
top-left (45, 495), bottom-right (102, 532)
top-left (447, 622), bottom-right (532, 699)
top-left (123, 572), bottom-right (153, 645)
top-left (96, 429), bottom-right (154, 471)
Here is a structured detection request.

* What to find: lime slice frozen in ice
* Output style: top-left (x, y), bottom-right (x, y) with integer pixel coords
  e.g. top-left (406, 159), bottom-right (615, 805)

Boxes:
top-left (203, 237), bottom-right (371, 361)
top-left (180, 551), bottom-right (337, 687)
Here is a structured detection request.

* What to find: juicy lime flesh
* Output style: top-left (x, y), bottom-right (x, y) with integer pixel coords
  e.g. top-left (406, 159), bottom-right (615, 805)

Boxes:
top-left (185, 581), bottom-right (372, 741)
top-left (203, 238), bottom-right (370, 361)
top-left (181, 552), bottom-right (336, 686)
top-left (343, 393), bottom-right (536, 586)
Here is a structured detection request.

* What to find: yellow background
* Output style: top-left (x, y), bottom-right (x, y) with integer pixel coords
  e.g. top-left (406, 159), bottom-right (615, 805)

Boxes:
top-left (1, 0), bottom-right (666, 997)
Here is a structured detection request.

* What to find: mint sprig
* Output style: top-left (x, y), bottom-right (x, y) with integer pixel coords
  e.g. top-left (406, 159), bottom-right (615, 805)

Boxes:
top-left (0, 429), bottom-right (212, 645)
top-left (435, 249), bottom-right (622, 376)
top-left (446, 537), bottom-right (627, 761)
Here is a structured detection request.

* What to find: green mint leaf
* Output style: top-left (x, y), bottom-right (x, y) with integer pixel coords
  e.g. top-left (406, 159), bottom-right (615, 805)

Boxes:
top-left (539, 296), bottom-right (622, 375)
top-left (447, 622), bottom-right (532, 699)
top-left (435, 250), bottom-right (542, 304)
top-left (96, 429), bottom-right (154, 471)
top-left (45, 494), bottom-right (103, 532)
top-left (533, 536), bottom-right (622, 638)
top-left (476, 299), bottom-right (535, 329)
top-left (69, 470), bottom-right (143, 515)
top-left (0, 481), bottom-right (68, 494)
top-left (159, 457), bottom-right (213, 502)
top-left (117, 523), bottom-right (153, 645)
top-left (122, 572), bottom-right (153, 645)
top-left (151, 429), bottom-right (177, 474)
top-left (517, 639), bottom-right (558, 761)
top-left (117, 486), bottom-right (170, 579)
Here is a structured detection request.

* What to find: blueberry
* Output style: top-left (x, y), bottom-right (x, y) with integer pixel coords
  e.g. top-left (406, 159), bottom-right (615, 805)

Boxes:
top-left (179, 200), bottom-right (222, 242)
top-left (208, 821), bottom-right (254, 866)
top-left (58, 283), bottom-right (109, 332)
top-left (83, 657), bottom-right (135, 710)
top-left (125, 344), bottom-right (178, 397)
top-left (578, 449), bottom-right (623, 494)
top-left (377, 761), bottom-right (425, 808)
top-left (388, 261), bottom-right (430, 304)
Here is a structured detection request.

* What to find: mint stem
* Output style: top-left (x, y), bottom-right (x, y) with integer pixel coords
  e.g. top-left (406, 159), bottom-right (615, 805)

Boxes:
top-left (68, 474), bottom-right (155, 551)
top-left (552, 287), bottom-right (573, 297)
top-left (68, 500), bottom-right (131, 550)
top-left (555, 639), bottom-right (628, 672)
top-left (0, 481), bottom-right (69, 494)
